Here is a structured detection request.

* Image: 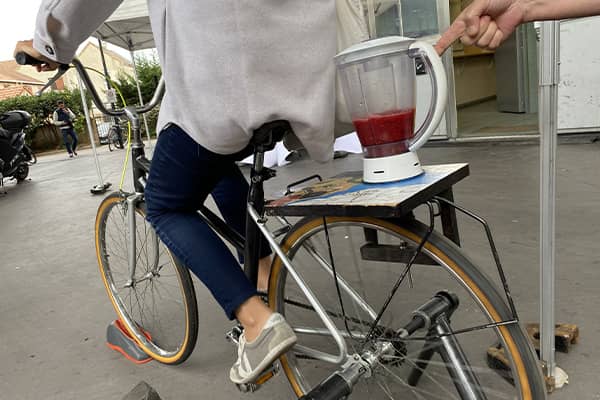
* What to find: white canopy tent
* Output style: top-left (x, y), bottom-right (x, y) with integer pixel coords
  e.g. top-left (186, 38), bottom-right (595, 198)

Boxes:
top-left (94, 0), bottom-right (154, 51)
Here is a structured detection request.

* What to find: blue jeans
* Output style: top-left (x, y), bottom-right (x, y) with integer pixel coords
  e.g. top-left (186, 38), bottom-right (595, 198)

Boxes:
top-left (61, 127), bottom-right (78, 154)
top-left (145, 125), bottom-right (271, 319)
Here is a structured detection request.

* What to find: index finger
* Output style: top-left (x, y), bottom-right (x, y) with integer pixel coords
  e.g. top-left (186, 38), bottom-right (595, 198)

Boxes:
top-left (435, 19), bottom-right (466, 55)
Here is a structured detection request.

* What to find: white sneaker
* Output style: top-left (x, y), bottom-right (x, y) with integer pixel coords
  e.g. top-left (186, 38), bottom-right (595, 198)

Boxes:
top-left (229, 313), bottom-right (297, 384)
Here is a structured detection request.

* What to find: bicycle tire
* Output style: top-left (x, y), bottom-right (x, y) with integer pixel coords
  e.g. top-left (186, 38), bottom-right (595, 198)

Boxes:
top-left (109, 127), bottom-right (125, 150)
top-left (95, 192), bottom-right (199, 364)
top-left (269, 216), bottom-right (546, 399)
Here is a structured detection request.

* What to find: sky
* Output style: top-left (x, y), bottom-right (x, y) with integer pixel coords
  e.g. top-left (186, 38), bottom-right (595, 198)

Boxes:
top-left (0, 1), bottom-right (148, 63)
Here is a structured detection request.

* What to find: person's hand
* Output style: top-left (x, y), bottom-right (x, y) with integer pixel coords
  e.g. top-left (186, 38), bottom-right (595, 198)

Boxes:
top-left (13, 40), bottom-right (60, 72)
top-left (435, 0), bottom-right (528, 55)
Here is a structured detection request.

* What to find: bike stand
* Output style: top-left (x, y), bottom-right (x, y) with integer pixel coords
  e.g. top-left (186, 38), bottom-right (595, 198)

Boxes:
top-left (106, 319), bottom-right (152, 364)
top-left (487, 323), bottom-right (579, 392)
top-left (407, 314), bottom-right (488, 399)
top-left (91, 182), bottom-right (112, 195)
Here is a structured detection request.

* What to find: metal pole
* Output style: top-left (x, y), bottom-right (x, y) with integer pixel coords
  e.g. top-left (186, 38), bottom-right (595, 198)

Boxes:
top-left (129, 47), bottom-right (152, 152)
top-left (77, 75), bottom-right (110, 194)
top-left (538, 20), bottom-right (560, 381)
top-left (97, 38), bottom-right (119, 114)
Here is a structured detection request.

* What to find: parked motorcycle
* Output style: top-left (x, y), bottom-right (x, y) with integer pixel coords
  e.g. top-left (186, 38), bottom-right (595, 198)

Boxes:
top-left (0, 110), bottom-right (35, 186)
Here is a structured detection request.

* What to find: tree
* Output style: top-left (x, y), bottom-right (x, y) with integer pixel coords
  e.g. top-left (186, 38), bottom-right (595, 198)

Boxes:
top-left (115, 55), bottom-right (162, 107)
top-left (114, 55), bottom-right (162, 136)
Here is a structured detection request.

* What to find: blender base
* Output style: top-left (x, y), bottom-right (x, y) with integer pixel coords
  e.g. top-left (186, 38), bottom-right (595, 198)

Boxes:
top-left (363, 151), bottom-right (424, 183)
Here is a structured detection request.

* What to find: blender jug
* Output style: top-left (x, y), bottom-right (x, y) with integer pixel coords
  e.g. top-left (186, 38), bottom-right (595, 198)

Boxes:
top-left (336, 36), bottom-right (448, 183)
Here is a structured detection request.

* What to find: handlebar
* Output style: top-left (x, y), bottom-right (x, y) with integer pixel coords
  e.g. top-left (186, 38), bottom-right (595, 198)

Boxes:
top-left (15, 52), bottom-right (164, 118)
top-left (15, 51), bottom-right (44, 66)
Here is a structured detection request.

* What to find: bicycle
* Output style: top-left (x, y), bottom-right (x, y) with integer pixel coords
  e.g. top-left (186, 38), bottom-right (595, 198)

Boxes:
top-left (107, 122), bottom-right (126, 152)
top-left (18, 53), bottom-right (546, 400)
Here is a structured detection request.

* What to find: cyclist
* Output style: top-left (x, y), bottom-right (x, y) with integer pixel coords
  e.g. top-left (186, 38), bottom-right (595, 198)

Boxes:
top-left (435, 0), bottom-right (600, 54)
top-left (15, 0), bottom-right (336, 385)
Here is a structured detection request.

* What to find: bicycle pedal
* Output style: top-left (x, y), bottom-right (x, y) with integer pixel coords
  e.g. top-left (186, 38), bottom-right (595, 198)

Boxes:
top-left (226, 325), bottom-right (244, 345)
top-left (235, 363), bottom-right (280, 393)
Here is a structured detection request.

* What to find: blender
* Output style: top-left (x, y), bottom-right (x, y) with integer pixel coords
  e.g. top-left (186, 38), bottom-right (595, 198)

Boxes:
top-left (335, 36), bottom-right (448, 183)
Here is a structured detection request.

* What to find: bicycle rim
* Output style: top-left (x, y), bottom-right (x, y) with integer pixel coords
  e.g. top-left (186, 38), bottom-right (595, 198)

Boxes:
top-left (269, 216), bottom-right (545, 399)
top-left (95, 192), bottom-right (198, 364)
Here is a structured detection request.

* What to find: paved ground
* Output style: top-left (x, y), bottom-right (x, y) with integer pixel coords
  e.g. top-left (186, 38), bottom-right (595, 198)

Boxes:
top-left (458, 100), bottom-right (538, 137)
top-left (1, 139), bottom-right (599, 400)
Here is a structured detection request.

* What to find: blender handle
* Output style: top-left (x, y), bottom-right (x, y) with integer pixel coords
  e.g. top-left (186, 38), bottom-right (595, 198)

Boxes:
top-left (408, 41), bottom-right (448, 152)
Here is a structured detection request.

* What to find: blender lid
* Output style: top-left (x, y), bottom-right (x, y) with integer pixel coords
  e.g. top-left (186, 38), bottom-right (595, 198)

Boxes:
top-left (335, 36), bottom-right (414, 65)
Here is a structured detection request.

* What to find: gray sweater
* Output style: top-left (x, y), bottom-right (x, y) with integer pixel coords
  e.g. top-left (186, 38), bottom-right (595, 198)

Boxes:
top-left (34, 0), bottom-right (336, 162)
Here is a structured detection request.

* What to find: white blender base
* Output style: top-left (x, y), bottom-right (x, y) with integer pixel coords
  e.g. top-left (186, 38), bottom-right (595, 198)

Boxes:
top-left (363, 151), bottom-right (424, 183)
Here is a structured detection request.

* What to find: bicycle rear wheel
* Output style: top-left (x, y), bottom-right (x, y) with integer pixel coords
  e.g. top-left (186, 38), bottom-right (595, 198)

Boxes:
top-left (269, 216), bottom-right (546, 399)
top-left (95, 192), bottom-right (199, 364)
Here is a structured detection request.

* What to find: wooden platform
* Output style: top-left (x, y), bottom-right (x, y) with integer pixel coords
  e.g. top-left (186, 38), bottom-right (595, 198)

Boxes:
top-left (266, 164), bottom-right (470, 218)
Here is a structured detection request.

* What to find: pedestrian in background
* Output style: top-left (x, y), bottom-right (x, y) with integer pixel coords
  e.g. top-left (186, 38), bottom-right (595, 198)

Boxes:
top-left (53, 100), bottom-right (78, 158)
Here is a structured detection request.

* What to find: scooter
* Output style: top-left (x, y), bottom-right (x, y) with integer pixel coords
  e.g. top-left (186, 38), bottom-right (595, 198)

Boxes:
top-left (0, 110), bottom-right (35, 189)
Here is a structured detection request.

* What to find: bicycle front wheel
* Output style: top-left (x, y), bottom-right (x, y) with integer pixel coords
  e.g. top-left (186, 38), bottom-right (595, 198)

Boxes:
top-left (269, 216), bottom-right (546, 399)
top-left (95, 192), bottom-right (198, 364)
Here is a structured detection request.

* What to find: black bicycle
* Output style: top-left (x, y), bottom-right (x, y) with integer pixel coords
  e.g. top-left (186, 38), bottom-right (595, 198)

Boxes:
top-left (18, 53), bottom-right (546, 400)
top-left (107, 121), bottom-right (126, 151)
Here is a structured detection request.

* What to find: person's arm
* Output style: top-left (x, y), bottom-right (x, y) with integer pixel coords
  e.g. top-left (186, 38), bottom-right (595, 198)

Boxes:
top-left (67, 109), bottom-right (76, 121)
top-left (527, 0), bottom-right (600, 21)
top-left (14, 0), bottom-right (122, 70)
top-left (436, 0), bottom-right (600, 55)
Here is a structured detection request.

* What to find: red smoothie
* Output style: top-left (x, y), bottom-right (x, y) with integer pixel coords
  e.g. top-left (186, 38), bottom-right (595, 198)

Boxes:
top-left (352, 109), bottom-right (416, 157)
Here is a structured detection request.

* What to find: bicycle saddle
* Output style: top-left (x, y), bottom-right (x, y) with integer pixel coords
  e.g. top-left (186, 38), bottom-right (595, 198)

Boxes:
top-left (250, 120), bottom-right (292, 152)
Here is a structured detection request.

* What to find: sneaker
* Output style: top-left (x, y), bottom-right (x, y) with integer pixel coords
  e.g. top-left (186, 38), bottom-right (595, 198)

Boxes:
top-left (230, 313), bottom-right (297, 384)
top-left (73, 151), bottom-right (78, 156)
top-left (68, 153), bottom-right (74, 158)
